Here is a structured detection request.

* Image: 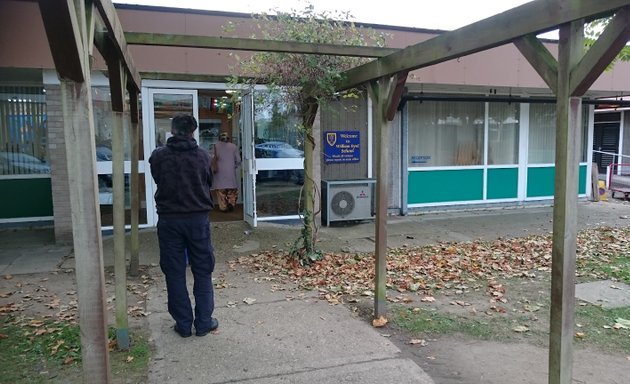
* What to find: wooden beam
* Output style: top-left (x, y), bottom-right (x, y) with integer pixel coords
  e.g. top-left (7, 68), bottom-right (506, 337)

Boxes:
top-left (513, 35), bottom-right (558, 93)
top-left (37, 0), bottom-right (85, 82)
top-left (125, 32), bottom-right (398, 58)
top-left (104, 40), bottom-right (125, 112)
top-left (93, 0), bottom-right (142, 91)
top-left (386, 72), bottom-right (408, 121)
top-left (570, 6), bottom-right (630, 96)
top-left (549, 20), bottom-right (583, 384)
top-left (338, 0), bottom-right (630, 90)
top-left (140, 71), bottom-right (233, 83)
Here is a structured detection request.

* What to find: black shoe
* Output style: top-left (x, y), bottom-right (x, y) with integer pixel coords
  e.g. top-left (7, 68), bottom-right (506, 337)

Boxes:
top-left (227, 204), bottom-right (234, 212)
top-left (196, 318), bottom-right (219, 337)
top-left (174, 324), bottom-right (192, 338)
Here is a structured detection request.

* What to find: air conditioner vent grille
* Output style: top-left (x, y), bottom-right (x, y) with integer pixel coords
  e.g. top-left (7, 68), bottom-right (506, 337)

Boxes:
top-left (331, 191), bottom-right (355, 216)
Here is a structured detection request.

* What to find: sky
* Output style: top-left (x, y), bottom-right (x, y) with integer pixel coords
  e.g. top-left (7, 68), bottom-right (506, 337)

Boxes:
top-left (112, 0), bottom-right (553, 35)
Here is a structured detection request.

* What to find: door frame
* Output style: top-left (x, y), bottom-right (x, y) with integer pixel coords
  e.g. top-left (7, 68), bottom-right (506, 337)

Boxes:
top-left (142, 86), bottom-right (199, 226)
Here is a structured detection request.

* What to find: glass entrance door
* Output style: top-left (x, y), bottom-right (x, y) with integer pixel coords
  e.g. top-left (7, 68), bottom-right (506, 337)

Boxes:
top-left (144, 88), bottom-right (198, 226)
top-left (253, 90), bottom-right (305, 220)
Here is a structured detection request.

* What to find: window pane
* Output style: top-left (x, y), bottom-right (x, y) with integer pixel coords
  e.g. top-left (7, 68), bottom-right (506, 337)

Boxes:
top-left (93, 86), bottom-right (140, 162)
top-left (0, 86), bottom-right (48, 175)
top-left (254, 91), bottom-right (303, 158)
top-left (528, 103), bottom-right (589, 164)
top-left (488, 103), bottom-right (519, 165)
top-left (153, 93), bottom-right (194, 147)
top-left (255, 173), bottom-right (305, 217)
top-left (528, 103), bottom-right (556, 164)
top-left (98, 173), bottom-right (148, 226)
top-left (408, 100), bottom-right (485, 167)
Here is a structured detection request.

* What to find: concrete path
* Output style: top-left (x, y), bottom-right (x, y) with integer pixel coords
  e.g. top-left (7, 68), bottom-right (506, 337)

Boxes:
top-left (146, 265), bottom-right (433, 383)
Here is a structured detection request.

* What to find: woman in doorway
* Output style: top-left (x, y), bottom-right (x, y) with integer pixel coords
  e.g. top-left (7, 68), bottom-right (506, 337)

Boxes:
top-left (211, 132), bottom-right (241, 212)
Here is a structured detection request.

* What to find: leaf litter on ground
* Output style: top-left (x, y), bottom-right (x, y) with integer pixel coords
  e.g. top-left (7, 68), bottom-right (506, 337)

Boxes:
top-left (231, 226), bottom-right (630, 305)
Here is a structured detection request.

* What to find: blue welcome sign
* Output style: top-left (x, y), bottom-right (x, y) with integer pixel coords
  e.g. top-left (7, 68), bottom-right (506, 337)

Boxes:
top-left (323, 131), bottom-right (360, 163)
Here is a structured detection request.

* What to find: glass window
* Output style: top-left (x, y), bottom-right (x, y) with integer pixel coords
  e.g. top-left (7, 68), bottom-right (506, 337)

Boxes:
top-left (255, 172), bottom-right (305, 217)
top-left (488, 103), bottom-right (519, 165)
top-left (152, 93), bottom-right (194, 148)
top-left (93, 87), bottom-right (141, 161)
top-left (528, 103), bottom-right (589, 164)
top-left (407, 100), bottom-right (485, 167)
top-left (98, 173), bottom-right (148, 226)
top-left (0, 86), bottom-right (48, 175)
top-left (528, 104), bottom-right (556, 164)
top-left (254, 91), bottom-right (304, 158)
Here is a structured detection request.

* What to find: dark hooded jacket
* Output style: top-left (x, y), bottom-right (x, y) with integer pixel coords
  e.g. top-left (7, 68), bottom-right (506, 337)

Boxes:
top-left (149, 135), bottom-right (214, 215)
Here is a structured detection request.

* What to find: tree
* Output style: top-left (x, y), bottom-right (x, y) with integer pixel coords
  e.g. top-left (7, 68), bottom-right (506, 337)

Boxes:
top-left (228, 2), bottom-right (388, 265)
top-left (585, 17), bottom-right (630, 65)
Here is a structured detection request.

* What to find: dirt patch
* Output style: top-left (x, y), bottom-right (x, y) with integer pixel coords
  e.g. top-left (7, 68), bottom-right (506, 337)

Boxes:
top-left (0, 267), bottom-right (158, 324)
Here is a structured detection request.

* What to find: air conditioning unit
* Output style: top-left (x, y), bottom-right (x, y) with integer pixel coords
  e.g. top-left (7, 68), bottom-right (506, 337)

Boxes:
top-left (321, 179), bottom-right (376, 226)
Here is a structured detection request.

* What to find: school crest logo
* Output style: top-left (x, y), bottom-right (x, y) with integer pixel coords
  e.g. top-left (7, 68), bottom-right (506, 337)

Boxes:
top-left (326, 132), bottom-right (337, 147)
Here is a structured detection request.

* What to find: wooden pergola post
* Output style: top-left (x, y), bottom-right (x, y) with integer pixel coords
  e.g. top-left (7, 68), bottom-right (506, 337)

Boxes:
top-left (38, 0), bottom-right (112, 381)
top-left (38, 0), bottom-right (142, 379)
top-left (549, 20), bottom-right (583, 384)
top-left (368, 73), bottom-right (407, 318)
top-left (105, 56), bottom-right (129, 350)
top-left (128, 90), bottom-right (141, 276)
top-left (368, 77), bottom-right (390, 318)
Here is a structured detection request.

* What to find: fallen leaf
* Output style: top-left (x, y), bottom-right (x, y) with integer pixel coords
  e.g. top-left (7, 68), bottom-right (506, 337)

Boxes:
top-left (243, 297), bottom-right (257, 305)
top-left (523, 304), bottom-right (541, 312)
top-left (513, 325), bottom-right (530, 333)
top-left (372, 316), bottom-right (388, 328)
top-left (409, 339), bottom-right (427, 346)
top-left (574, 332), bottom-right (586, 339)
top-left (421, 296), bottom-right (435, 302)
top-left (3, 275), bottom-right (13, 280)
top-left (63, 356), bottom-right (75, 365)
top-left (126, 356), bottom-right (134, 363)
top-left (614, 318), bottom-right (630, 329)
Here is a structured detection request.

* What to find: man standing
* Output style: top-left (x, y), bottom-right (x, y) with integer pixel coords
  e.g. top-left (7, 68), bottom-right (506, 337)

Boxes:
top-left (211, 131), bottom-right (241, 212)
top-left (149, 113), bottom-right (218, 337)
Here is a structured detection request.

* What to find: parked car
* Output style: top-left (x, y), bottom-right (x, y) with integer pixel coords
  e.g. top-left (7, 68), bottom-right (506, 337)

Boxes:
top-left (0, 151), bottom-right (50, 174)
top-left (255, 141), bottom-right (304, 158)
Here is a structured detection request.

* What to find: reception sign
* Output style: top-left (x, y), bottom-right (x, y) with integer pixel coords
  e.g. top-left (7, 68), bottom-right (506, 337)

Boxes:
top-left (323, 131), bottom-right (360, 163)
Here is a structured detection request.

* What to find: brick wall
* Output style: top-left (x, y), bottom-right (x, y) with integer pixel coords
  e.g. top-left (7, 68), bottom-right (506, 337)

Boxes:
top-left (45, 85), bottom-right (73, 244)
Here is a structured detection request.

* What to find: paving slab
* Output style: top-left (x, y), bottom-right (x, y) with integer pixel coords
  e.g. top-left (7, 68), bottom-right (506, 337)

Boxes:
top-left (575, 280), bottom-right (630, 308)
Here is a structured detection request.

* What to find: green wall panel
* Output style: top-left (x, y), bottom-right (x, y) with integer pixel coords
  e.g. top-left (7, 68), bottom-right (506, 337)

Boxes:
top-left (527, 165), bottom-right (587, 197)
top-left (0, 178), bottom-right (53, 219)
top-left (487, 168), bottom-right (518, 199)
top-left (409, 169), bottom-right (483, 204)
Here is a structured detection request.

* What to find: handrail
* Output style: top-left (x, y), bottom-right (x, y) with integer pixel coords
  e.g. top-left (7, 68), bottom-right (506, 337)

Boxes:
top-left (592, 149), bottom-right (630, 161)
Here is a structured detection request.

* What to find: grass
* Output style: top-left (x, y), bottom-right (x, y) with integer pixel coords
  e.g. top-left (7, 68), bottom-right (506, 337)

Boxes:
top-left (390, 284), bottom-right (630, 355)
top-left (578, 255), bottom-right (630, 285)
top-left (575, 304), bottom-right (630, 353)
top-left (0, 316), bottom-right (150, 383)
top-left (390, 306), bottom-right (549, 345)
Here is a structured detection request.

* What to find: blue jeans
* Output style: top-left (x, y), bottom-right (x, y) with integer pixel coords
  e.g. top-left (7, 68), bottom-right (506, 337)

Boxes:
top-left (157, 214), bottom-right (215, 332)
